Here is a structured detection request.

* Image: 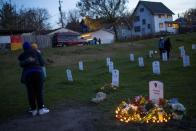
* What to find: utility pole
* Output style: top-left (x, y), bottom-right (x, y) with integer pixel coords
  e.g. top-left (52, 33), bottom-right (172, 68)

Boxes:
top-left (58, 0), bottom-right (64, 28)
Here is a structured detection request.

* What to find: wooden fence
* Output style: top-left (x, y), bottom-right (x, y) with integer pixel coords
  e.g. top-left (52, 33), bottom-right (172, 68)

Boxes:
top-left (22, 35), bottom-right (52, 48)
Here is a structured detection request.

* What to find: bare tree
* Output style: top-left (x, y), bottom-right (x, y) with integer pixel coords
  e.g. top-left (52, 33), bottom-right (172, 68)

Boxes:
top-left (0, 1), bottom-right (17, 30)
top-left (18, 8), bottom-right (51, 31)
top-left (77, 0), bottom-right (128, 40)
top-left (183, 8), bottom-right (196, 25)
top-left (65, 9), bottom-right (82, 32)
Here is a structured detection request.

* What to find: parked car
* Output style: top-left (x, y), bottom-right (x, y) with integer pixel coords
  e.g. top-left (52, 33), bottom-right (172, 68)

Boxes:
top-left (52, 32), bottom-right (87, 47)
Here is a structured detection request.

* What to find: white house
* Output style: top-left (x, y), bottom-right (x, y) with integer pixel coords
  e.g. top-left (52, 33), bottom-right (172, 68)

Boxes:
top-left (131, 1), bottom-right (178, 36)
top-left (81, 29), bottom-right (115, 44)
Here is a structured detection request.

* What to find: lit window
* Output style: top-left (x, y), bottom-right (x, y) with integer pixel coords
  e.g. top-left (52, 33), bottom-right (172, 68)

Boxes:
top-left (158, 14), bottom-right (165, 18)
top-left (159, 23), bottom-right (164, 28)
top-left (167, 15), bottom-right (172, 18)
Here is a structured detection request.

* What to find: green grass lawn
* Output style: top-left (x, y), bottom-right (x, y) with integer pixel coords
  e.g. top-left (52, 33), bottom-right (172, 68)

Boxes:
top-left (0, 33), bottom-right (196, 128)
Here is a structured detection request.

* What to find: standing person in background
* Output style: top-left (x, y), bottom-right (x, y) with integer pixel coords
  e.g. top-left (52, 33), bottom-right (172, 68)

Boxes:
top-left (98, 38), bottom-right (102, 45)
top-left (164, 38), bottom-right (172, 59)
top-left (158, 37), bottom-right (165, 59)
top-left (18, 42), bottom-right (49, 116)
top-left (31, 43), bottom-right (47, 78)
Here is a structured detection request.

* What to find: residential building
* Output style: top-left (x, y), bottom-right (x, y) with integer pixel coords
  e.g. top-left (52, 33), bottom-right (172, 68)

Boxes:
top-left (131, 1), bottom-right (178, 36)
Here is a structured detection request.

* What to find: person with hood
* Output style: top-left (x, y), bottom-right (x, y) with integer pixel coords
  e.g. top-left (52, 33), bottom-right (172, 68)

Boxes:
top-left (18, 42), bottom-right (49, 116)
top-left (158, 37), bottom-right (165, 59)
top-left (164, 37), bottom-right (172, 59)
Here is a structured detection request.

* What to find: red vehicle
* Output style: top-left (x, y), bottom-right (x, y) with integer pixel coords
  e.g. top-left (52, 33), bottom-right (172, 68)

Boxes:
top-left (52, 32), bottom-right (87, 47)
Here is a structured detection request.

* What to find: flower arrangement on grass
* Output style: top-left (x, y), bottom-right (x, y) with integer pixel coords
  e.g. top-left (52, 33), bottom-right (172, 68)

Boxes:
top-left (115, 96), bottom-right (185, 123)
top-left (96, 83), bottom-right (117, 94)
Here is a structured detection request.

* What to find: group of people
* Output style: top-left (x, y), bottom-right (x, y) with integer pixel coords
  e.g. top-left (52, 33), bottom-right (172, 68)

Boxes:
top-left (18, 42), bottom-right (49, 116)
top-left (158, 37), bottom-right (172, 59)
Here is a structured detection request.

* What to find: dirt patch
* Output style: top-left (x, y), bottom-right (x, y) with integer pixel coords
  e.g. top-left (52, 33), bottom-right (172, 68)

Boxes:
top-left (46, 43), bottom-right (146, 67)
top-left (0, 105), bottom-right (101, 131)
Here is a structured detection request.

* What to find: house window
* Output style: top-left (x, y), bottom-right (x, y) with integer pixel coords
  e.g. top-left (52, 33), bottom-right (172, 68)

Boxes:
top-left (134, 16), bottom-right (140, 22)
top-left (134, 26), bottom-right (141, 32)
top-left (167, 23), bottom-right (172, 27)
top-left (159, 23), bottom-right (164, 28)
top-left (148, 24), bottom-right (151, 29)
top-left (142, 19), bottom-right (146, 25)
top-left (167, 15), bottom-right (172, 18)
top-left (158, 14), bottom-right (162, 18)
top-left (140, 8), bottom-right (144, 12)
top-left (158, 14), bottom-right (165, 18)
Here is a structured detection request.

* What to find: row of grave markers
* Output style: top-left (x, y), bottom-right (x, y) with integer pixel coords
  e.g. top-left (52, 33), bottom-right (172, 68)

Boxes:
top-left (66, 44), bottom-right (195, 85)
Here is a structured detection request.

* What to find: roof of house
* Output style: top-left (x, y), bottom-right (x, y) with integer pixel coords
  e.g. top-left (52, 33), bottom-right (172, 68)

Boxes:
top-left (47, 28), bottom-right (80, 36)
top-left (133, 1), bottom-right (174, 15)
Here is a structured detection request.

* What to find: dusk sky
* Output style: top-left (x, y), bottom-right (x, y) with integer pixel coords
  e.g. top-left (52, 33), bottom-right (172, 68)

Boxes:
top-left (7, 0), bottom-right (196, 28)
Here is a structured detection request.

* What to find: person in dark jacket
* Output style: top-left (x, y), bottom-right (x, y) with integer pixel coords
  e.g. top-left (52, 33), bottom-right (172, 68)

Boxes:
top-left (18, 42), bottom-right (49, 116)
top-left (164, 38), bottom-right (172, 59)
top-left (158, 37), bottom-right (165, 59)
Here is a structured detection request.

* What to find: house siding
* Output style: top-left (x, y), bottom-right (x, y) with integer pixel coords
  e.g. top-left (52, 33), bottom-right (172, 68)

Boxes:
top-left (132, 4), bottom-right (155, 36)
top-left (154, 14), bottom-right (173, 33)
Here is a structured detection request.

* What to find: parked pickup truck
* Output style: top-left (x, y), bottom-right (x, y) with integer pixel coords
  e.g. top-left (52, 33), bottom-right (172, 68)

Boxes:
top-left (52, 32), bottom-right (87, 47)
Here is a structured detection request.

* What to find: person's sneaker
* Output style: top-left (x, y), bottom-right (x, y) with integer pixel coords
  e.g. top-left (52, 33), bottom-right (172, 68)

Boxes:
top-left (38, 108), bottom-right (49, 115)
top-left (31, 110), bottom-right (38, 116)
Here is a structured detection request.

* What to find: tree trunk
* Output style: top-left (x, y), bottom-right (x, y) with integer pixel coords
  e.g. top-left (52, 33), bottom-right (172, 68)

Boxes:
top-left (113, 24), bottom-right (118, 41)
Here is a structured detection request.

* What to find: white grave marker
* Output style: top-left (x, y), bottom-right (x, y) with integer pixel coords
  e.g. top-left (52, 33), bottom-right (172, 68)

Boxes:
top-left (149, 81), bottom-right (164, 104)
top-left (106, 57), bottom-right (111, 66)
top-left (109, 61), bottom-right (114, 73)
top-left (66, 69), bottom-right (73, 81)
top-left (192, 44), bottom-right (196, 49)
top-left (152, 61), bottom-right (160, 75)
top-left (79, 61), bottom-right (84, 71)
top-left (183, 55), bottom-right (190, 67)
top-left (112, 69), bottom-right (119, 87)
top-left (130, 54), bottom-right (134, 62)
top-left (149, 50), bottom-right (154, 58)
top-left (138, 57), bottom-right (144, 67)
top-left (179, 46), bottom-right (185, 58)
top-left (162, 52), bottom-right (168, 61)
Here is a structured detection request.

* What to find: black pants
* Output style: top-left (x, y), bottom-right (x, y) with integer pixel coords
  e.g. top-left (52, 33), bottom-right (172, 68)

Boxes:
top-left (167, 50), bottom-right (170, 59)
top-left (25, 72), bottom-right (44, 110)
top-left (159, 48), bottom-right (163, 59)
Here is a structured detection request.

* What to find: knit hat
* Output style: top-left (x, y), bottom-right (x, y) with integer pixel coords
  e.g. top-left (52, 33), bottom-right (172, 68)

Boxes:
top-left (31, 43), bottom-right (38, 49)
top-left (23, 41), bottom-right (31, 50)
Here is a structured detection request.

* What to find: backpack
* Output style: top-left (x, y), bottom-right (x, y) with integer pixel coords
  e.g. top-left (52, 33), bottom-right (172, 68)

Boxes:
top-left (159, 40), bottom-right (164, 49)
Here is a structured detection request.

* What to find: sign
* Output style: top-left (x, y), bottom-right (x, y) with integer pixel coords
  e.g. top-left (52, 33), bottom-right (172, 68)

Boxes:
top-left (66, 69), bottom-right (73, 81)
top-left (0, 36), bottom-right (11, 44)
top-left (152, 61), bottom-right (160, 75)
top-left (179, 46), bottom-right (185, 58)
top-left (79, 61), bottom-right (84, 71)
top-left (149, 50), bottom-right (154, 58)
top-left (130, 54), bottom-right (134, 62)
top-left (112, 69), bottom-right (119, 87)
top-left (106, 57), bottom-right (111, 66)
top-left (149, 81), bottom-right (164, 104)
top-left (192, 44), bottom-right (196, 49)
top-left (42, 67), bottom-right (47, 78)
top-left (162, 52), bottom-right (168, 61)
top-left (11, 35), bottom-right (22, 51)
top-left (183, 55), bottom-right (190, 67)
top-left (109, 61), bottom-right (114, 73)
top-left (138, 57), bottom-right (144, 67)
